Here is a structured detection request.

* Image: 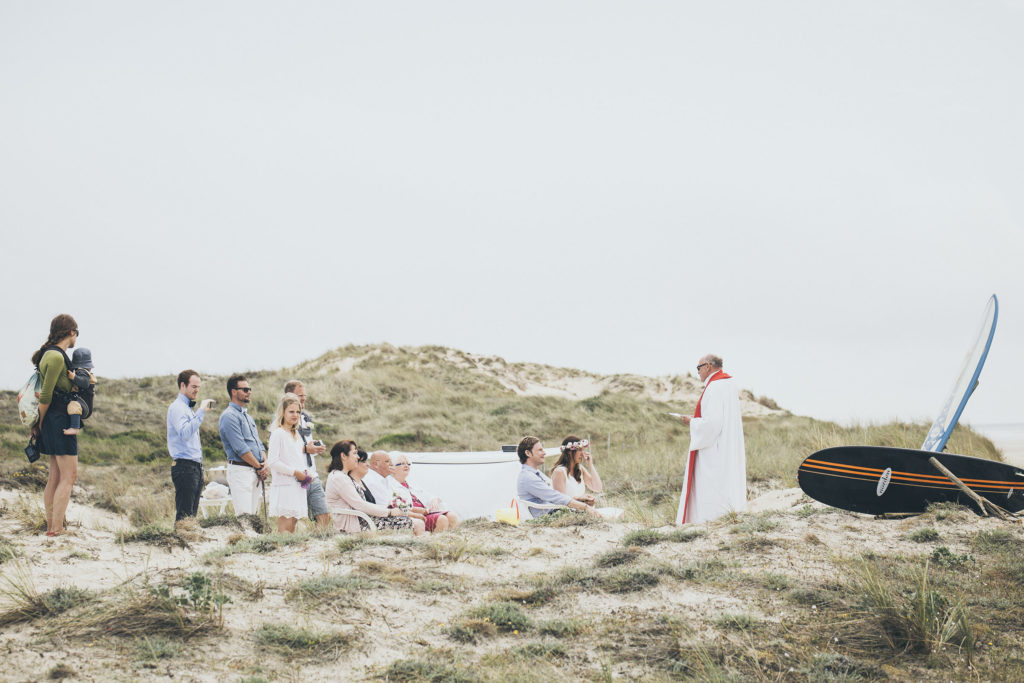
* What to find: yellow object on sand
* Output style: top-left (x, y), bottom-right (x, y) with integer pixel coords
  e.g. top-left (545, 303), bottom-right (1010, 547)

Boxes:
top-left (495, 507), bottom-right (519, 526)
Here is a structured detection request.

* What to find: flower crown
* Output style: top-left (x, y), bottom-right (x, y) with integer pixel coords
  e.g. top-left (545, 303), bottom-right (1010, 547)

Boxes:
top-left (561, 439), bottom-right (589, 453)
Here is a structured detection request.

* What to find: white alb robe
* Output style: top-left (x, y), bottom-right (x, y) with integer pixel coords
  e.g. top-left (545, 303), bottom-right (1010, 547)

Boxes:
top-left (675, 373), bottom-right (747, 524)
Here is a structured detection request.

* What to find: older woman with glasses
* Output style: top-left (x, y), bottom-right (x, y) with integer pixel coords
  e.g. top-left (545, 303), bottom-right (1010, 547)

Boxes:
top-left (324, 440), bottom-right (425, 535)
top-left (389, 455), bottom-right (459, 532)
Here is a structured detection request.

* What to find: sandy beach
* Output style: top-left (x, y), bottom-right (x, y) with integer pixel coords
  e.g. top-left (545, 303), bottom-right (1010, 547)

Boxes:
top-left (2, 479), bottom-right (1021, 681)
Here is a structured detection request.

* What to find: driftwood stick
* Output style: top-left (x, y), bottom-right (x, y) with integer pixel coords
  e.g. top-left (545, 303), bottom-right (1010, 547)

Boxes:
top-left (928, 456), bottom-right (1011, 521)
top-left (875, 512), bottom-right (923, 520)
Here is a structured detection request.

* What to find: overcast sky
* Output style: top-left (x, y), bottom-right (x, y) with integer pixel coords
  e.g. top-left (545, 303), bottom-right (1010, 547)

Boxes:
top-left (2, 2), bottom-right (1022, 428)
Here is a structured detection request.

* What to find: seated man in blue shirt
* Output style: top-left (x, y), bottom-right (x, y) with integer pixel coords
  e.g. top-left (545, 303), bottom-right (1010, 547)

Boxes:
top-left (218, 374), bottom-right (268, 516)
top-left (516, 436), bottom-right (599, 519)
top-left (166, 369), bottom-right (216, 523)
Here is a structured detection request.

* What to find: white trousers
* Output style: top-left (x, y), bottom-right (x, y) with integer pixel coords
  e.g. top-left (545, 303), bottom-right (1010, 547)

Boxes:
top-left (227, 463), bottom-right (263, 516)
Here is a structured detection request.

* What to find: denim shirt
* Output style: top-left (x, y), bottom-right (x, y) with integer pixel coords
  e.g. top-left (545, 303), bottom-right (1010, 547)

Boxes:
top-left (517, 464), bottom-right (572, 517)
top-left (218, 402), bottom-right (265, 464)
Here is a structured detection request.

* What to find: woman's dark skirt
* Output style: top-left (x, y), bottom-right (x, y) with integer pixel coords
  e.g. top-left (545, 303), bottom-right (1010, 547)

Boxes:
top-left (39, 408), bottom-right (78, 456)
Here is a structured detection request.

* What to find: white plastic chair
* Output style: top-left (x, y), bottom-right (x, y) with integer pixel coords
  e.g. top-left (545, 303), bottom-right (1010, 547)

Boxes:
top-left (513, 497), bottom-right (572, 520)
top-left (198, 466), bottom-right (232, 517)
top-left (198, 497), bottom-right (233, 518)
top-left (328, 507), bottom-right (378, 532)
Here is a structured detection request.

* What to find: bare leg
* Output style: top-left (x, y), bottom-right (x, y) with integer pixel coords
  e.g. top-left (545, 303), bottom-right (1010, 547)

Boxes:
top-left (63, 401), bottom-right (82, 436)
top-left (277, 516), bottom-right (297, 533)
top-left (433, 514), bottom-right (449, 532)
top-left (444, 512), bottom-right (459, 530)
top-left (49, 455), bottom-right (78, 534)
top-left (315, 513), bottom-right (332, 531)
top-left (412, 518), bottom-right (426, 537)
top-left (44, 456), bottom-right (61, 533)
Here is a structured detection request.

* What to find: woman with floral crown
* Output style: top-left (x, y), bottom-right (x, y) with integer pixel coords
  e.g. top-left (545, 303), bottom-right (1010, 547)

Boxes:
top-left (550, 435), bottom-right (603, 503)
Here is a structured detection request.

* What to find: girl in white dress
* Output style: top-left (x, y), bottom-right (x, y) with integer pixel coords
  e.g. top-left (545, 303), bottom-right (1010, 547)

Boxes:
top-left (550, 435), bottom-right (603, 502)
top-left (267, 393), bottom-right (311, 533)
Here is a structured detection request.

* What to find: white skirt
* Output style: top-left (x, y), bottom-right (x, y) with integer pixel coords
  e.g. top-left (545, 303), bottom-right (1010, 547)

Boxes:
top-left (269, 483), bottom-right (308, 520)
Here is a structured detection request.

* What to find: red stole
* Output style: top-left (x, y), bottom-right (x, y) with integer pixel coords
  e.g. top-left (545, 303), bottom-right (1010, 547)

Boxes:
top-left (680, 370), bottom-right (732, 524)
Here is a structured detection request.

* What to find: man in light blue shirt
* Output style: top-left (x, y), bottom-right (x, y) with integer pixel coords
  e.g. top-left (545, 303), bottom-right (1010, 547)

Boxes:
top-left (218, 374), bottom-right (268, 516)
top-left (166, 370), bottom-right (215, 522)
top-left (516, 436), bottom-right (599, 519)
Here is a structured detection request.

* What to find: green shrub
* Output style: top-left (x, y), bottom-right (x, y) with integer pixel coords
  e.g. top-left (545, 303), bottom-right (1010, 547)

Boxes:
top-left (510, 642), bottom-right (568, 659)
top-left (602, 568), bottom-right (660, 593)
top-left (762, 572), bottom-right (792, 591)
top-left (595, 547), bottom-right (643, 568)
top-left (906, 527), bottom-right (940, 543)
top-left (134, 636), bottom-right (181, 662)
top-left (117, 524), bottom-right (188, 548)
top-left (622, 528), bottom-right (664, 546)
top-left (287, 574), bottom-right (383, 604)
top-left (467, 602), bottom-right (532, 633)
top-left (713, 612), bottom-right (758, 631)
top-left (384, 658), bottom-right (478, 682)
top-left (537, 618), bottom-right (585, 637)
top-left (253, 623), bottom-right (347, 658)
top-left (665, 527), bottom-right (705, 543)
top-left (930, 546), bottom-right (974, 569)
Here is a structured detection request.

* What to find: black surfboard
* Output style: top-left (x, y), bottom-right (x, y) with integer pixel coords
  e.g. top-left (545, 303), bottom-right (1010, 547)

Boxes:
top-left (798, 446), bottom-right (1024, 515)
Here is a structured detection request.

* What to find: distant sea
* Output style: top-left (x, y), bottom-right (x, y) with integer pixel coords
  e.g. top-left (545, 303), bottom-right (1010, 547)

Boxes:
top-left (972, 423), bottom-right (1024, 468)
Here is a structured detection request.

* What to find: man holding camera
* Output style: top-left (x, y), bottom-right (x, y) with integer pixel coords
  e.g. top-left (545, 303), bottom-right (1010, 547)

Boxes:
top-left (167, 369), bottom-right (216, 523)
top-left (218, 374), bottom-right (268, 516)
top-left (284, 380), bottom-right (330, 530)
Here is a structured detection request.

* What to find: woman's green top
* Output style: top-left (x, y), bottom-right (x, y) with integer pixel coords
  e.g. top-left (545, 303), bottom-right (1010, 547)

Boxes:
top-left (39, 349), bottom-right (74, 406)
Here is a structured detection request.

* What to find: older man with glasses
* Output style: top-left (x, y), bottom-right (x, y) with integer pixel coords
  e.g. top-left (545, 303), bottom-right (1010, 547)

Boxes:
top-left (673, 354), bottom-right (747, 525)
top-left (218, 374), bottom-right (269, 517)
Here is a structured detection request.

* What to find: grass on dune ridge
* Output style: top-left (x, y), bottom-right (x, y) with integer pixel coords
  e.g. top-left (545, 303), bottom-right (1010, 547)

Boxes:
top-left (0, 343), bottom-right (1002, 527)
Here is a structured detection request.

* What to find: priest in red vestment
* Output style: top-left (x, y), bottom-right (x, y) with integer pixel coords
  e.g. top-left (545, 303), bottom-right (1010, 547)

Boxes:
top-left (675, 354), bottom-right (747, 524)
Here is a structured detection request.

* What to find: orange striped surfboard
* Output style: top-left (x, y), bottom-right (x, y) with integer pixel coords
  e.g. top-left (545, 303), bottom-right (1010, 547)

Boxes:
top-left (797, 446), bottom-right (1024, 515)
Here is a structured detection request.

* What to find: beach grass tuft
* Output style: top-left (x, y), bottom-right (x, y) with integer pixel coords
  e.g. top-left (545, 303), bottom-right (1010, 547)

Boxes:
top-left (846, 558), bottom-right (974, 661)
top-left (906, 527), bottom-right (940, 543)
top-left (253, 622), bottom-right (348, 659)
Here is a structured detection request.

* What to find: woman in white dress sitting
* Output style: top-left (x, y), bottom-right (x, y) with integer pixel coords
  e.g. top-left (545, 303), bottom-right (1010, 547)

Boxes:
top-left (550, 435), bottom-right (603, 505)
top-left (266, 393), bottom-right (312, 533)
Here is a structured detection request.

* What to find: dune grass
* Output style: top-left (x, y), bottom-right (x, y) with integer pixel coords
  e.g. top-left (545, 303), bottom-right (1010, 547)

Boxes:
top-left (0, 562), bottom-right (94, 626)
top-left (0, 343), bottom-right (1005, 532)
top-left (0, 343), bottom-right (1016, 681)
top-left (57, 572), bottom-right (228, 640)
top-left (253, 622), bottom-right (348, 659)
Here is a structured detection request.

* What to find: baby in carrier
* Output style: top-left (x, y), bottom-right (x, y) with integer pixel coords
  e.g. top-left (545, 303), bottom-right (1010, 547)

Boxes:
top-left (63, 348), bottom-right (96, 436)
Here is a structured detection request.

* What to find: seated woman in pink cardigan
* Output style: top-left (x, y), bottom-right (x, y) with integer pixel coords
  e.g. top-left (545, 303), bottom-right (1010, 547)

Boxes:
top-left (324, 440), bottom-right (425, 536)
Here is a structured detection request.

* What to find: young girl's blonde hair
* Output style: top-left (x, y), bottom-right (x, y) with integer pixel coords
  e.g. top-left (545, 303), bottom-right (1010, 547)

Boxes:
top-left (270, 392), bottom-right (302, 435)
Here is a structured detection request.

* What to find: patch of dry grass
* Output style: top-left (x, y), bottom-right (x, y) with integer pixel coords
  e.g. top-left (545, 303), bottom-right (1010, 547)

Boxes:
top-left (59, 572), bottom-right (227, 640)
top-left (0, 562), bottom-right (94, 626)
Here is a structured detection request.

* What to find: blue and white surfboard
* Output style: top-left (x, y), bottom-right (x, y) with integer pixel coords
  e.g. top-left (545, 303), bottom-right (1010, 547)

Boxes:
top-left (921, 294), bottom-right (999, 453)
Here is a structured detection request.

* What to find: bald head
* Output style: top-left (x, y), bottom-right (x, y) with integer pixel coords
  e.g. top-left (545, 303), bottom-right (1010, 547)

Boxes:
top-left (697, 354), bottom-right (723, 382)
top-left (369, 451), bottom-right (393, 478)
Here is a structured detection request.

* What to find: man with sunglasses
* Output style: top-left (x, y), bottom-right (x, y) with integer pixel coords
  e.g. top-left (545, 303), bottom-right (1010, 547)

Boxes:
top-left (673, 354), bottom-right (746, 525)
top-left (218, 374), bottom-right (268, 516)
